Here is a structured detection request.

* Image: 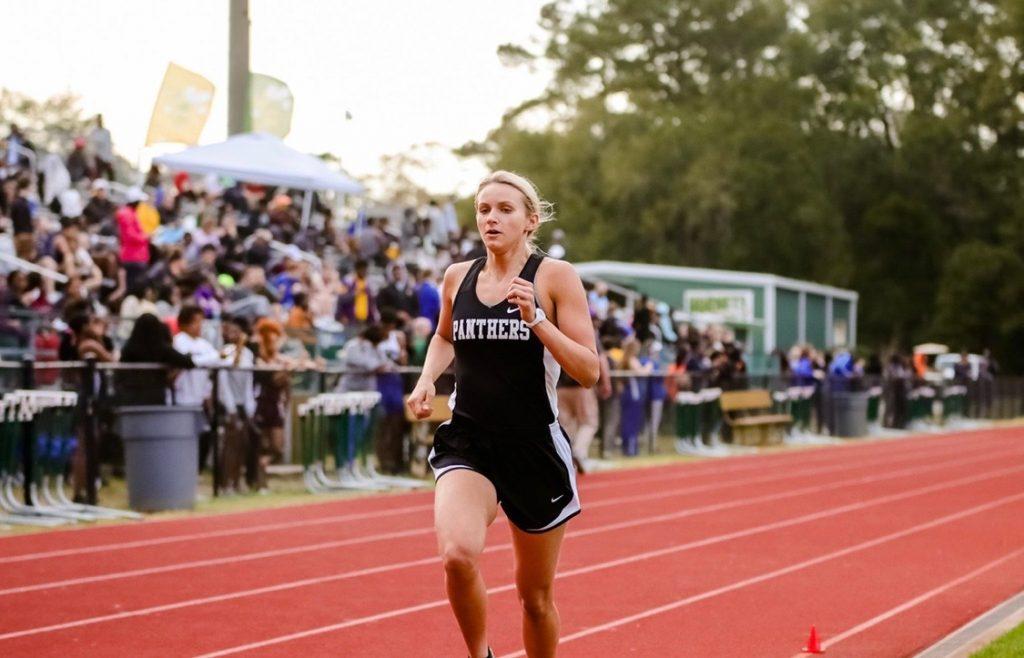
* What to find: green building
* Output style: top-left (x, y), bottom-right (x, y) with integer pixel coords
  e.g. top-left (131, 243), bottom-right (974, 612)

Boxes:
top-left (575, 261), bottom-right (859, 373)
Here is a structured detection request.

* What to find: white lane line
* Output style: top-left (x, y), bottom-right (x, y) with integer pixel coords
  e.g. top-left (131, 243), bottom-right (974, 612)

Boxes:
top-left (578, 438), bottom-right (984, 508)
top-left (580, 428), bottom-right (964, 491)
top-left (0, 426), bottom-right (994, 563)
top-left (0, 431), bottom-right (942, 564)
top-left (0, 553), bottom-right (445, 643)
top-left (4, 447), bottom-right (1016, 642)
top-left (581, 424), bottom-right (998, 491)
top-left (173, 462), bottom-right (1024, 656)
top-left (0, 435), bottom-right (974, 568)
top-left (0, 441), bottom-right (999, 596)
top-left (0, 527), bottom-right (436, 596)
top-left (788, 546), bottom-right (1024, 657)
top-left (0, 504), bottom-right (434, 565)
top-left (498, 491), bottom-right (1024, 658)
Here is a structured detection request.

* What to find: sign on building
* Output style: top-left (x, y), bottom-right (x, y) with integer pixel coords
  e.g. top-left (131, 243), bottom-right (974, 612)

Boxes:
top-left (683, 289), bottom-right (755, 324)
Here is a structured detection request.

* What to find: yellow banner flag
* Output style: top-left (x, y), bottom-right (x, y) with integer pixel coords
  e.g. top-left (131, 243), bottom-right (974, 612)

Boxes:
top-left (145, 63), bottom-right (215, 146)
top-left (250, 73), bottom-right (293, 138)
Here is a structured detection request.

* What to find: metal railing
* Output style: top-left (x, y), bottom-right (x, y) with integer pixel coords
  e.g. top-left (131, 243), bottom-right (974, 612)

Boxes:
top-left (0, 309), bottom-right (352, 361)
top-left (0, 358), bottom-right (440, 505)
top-left (1, 358), bottom-right (1021, 510)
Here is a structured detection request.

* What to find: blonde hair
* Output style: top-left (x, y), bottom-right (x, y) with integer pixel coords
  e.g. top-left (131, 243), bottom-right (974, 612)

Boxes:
top-left (475, 170), bottom-right (554, 254)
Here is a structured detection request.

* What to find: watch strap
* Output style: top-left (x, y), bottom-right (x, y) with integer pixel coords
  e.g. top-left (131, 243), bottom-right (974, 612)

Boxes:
top-left (525, 308), bottom-right (546, 328)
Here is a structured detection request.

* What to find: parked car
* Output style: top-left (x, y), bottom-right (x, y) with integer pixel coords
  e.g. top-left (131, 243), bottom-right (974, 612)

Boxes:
top-left (935, 352), bottom-right (983, 382)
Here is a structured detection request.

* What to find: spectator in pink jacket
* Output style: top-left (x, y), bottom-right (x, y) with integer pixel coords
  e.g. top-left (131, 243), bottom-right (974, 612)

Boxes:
top-left (117, 187), bottom-right (151, 294)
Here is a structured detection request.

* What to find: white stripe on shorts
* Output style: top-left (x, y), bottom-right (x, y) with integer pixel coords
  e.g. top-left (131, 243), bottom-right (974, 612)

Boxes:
top-left (534, 421), bottom-right (581, 532)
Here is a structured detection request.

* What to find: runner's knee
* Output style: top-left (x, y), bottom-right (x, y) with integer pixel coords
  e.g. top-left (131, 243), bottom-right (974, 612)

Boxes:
top-left (440, 542), bottom-right (481, 579)
top-left (517, 585), bottom-right (555, 619)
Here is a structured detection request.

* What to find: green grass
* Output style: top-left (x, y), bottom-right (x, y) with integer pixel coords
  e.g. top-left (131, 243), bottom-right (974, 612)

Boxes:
top-left (970, 621), bottom-right (1024, 658)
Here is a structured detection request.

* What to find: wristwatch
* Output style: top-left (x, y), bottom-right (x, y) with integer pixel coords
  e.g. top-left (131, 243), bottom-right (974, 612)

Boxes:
top-left (524, 308), bottom-right (547, 328)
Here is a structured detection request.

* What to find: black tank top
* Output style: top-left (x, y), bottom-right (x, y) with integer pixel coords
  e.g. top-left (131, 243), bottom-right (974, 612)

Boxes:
top-left (450, 254), bottom-right (559, 431)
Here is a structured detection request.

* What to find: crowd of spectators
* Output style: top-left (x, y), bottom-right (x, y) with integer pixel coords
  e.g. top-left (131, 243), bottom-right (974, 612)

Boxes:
top-left (1, 120), bottom-right (1006, 492)
top-left (0, 119), bottom-right (480, 497)
top-left (0, 119), bottom-right (492, 360)
top-left (0, 113), bottom-right (769, 480)
top-left (558, 283), bottom-right (755, 466)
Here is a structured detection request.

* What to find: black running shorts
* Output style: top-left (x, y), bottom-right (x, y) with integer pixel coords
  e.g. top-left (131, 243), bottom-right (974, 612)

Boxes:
top-left (428, 414), bottom-right (581, 533)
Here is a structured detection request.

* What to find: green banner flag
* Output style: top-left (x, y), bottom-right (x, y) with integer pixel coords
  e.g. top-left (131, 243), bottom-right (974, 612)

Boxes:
top-left (250, 73), bottom-right (293, 138)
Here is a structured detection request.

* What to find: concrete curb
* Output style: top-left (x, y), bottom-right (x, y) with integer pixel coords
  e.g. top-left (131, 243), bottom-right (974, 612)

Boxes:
top-left (914, 589), bottom-right (1024, 658)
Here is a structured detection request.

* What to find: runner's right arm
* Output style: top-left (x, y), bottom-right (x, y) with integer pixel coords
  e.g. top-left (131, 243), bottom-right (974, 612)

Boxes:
top-left (406, 262), bottom-right (468, 418)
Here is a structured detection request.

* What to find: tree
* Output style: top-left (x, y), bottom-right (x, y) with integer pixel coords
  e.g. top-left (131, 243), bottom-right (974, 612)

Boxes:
top-left (363, 151), bottom-right (432, 207)
top-left (1, 88), bottom-right (136, 180)
top-left (0, 88), bottom-right (91, 154)
top-left (464, 0), bottom-right (1024, 368)
top-left (932, 242), bottom-right (1024, 372)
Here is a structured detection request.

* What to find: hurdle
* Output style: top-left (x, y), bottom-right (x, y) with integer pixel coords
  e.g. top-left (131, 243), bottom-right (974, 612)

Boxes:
top-left (337, 392), bottom-right (426, 489)
top-left (32, 392), bottom-right (141, 520)
top-left (908, 386), bottom-right (940, 431)
top-left (0, 393), bottom-right (67, 527)
top-left (783, 386), bottom-right (839, 445)
top-left (0, 389), bottom-right (140, 526)
top-left (942, 384), bottom-right (968, 423)
top-left (672, 389), bottom-right (724, 456)
top-left (299, 393), bottom-right (383, 492)
top-left (673, 391), bottom-right (703, 455)
top-left (867, 386), bottom-right (883, 431)
top-left (299, 392), bottom-right (427, 494)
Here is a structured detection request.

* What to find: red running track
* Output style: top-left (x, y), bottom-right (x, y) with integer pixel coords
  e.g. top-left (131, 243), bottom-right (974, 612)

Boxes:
top-left (0, 427), bottom-right (1022, 657)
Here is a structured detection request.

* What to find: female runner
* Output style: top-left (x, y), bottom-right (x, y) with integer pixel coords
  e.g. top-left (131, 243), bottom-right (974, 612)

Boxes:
top-left (407, 171), bottom-right (599, 658)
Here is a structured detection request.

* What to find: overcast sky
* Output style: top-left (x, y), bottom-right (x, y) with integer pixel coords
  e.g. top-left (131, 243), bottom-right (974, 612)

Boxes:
top-left (4, 0), bottom-right (552, 195)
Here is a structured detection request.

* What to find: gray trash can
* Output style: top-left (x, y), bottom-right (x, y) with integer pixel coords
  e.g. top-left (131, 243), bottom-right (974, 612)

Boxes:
top-left (115, 406), bottom-right (203, 512)
top-left (831, 392), bottom-right (869, 438)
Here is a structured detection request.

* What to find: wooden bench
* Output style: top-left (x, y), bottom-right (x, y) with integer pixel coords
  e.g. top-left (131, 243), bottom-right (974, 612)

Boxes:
top-left (719, 389), bottom-right (792, 446)
top-left (404, 395), bottom-right (453, 478)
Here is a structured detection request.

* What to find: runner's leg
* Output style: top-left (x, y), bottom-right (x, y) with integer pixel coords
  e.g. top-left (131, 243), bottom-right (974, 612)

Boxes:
top-left (435, 469), bottom-right (498, 658)
top-left (511, 523), bottom-right (567, 658)
top-left (573, 388), bottom-right (600, 464)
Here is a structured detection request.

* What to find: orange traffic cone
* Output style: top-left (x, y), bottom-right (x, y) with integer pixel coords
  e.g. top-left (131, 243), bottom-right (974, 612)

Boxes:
top-left (803, 625), bottom-right (825, 654)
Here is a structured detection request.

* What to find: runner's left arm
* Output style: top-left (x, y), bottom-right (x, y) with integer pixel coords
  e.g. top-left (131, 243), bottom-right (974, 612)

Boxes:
top-left (508, 260), bottom-right (599, 387)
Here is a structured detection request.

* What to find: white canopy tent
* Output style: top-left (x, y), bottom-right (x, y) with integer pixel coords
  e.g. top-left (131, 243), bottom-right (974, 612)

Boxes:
top-left (152, 132), bottom-right (364, 226)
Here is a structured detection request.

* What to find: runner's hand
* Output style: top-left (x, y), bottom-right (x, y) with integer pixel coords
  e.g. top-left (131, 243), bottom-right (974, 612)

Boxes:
top-left (407, 380), bottom-right (435, 420)
top-left (507, 277), bottom-right (537, 323)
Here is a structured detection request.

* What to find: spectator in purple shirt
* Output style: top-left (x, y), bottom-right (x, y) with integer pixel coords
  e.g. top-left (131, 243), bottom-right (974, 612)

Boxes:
top-left (415, 267), bottom-right (441, 330)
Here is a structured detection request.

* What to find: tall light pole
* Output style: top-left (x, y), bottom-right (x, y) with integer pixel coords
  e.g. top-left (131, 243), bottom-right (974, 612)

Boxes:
top-left (228, 0), bottom-right (250, 135)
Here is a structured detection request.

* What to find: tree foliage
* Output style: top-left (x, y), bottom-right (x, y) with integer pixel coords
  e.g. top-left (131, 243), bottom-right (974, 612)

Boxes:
top-left (468, 0), bottom-right (1024, 366)
top-left (932, 242), bottom-right (1024, 372)
top-left (1, 88), bottom-right (141, 180)
top-left (0, 89), bottom-right (92, 154)
top-left (364, 151), bottom-right (433, 207)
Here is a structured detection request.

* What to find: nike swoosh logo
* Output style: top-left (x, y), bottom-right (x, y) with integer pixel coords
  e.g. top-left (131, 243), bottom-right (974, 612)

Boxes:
top-left (506, 306), bottom-right (519, 314)
top-left (550, 494), bottom-right (564, 503)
